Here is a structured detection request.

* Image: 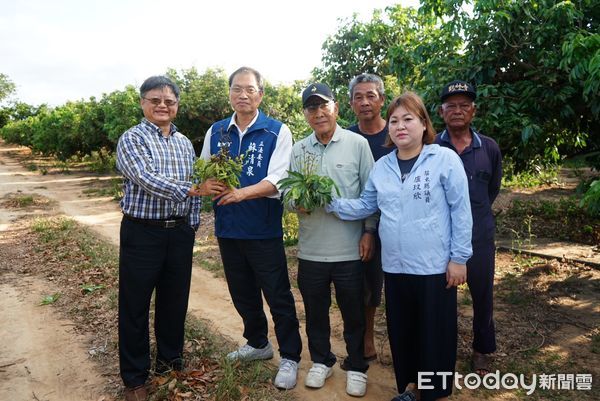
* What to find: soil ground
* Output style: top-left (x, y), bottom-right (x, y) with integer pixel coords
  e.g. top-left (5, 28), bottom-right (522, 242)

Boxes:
top-left (0, 140), bottom-right (598, 401)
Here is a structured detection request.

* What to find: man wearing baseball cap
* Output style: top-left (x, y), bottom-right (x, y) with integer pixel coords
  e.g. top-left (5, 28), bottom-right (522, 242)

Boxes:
top-left (435, 80), bottom-right (503, 376)
top-left (290, 82), bottom-right (376, 396)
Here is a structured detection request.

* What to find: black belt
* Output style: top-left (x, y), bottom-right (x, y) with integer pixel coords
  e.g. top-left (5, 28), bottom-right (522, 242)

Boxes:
top-left (124, 214), bottom-right (187, 228)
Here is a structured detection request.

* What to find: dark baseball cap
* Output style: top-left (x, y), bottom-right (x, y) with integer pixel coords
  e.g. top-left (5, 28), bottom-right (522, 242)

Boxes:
top-left (440, 80), bottom-right (477, 103)
top-left (302, 83), bottom-right (334, 107)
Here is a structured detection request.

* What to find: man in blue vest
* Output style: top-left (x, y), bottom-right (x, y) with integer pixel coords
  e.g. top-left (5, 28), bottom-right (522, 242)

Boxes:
top-left (434, 80), bottom-right (502, 376)
top-left (200, 66), bottom-right (302, 390)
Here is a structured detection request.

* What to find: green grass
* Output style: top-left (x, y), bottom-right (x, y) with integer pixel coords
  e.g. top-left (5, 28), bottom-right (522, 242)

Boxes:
top-left (199, 259), bottom-right (225, 277)
top-left (13, 194), bottom-right (35, 207)
top-left (502, 164), bottom-right (560, 189)
top-left (82, 178), bottom-right (123, 200)
top-left (32, 216), bottom-right (116, 272)
top-left (32, 216), bottom-right (76, 241)
top-left (28, 216), bottom-right (292, 401)
top-left (81, 151), bottom-right (117, 174)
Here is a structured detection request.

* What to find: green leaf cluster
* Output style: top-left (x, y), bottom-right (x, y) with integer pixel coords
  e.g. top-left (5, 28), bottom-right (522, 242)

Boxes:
top-left (279, 171), bottom-right (340, 213)
top-left (39, 293), bottom-right (61, 305)
top-left (580, 179), bottom-right (600, 217)
top-left (192, 146), bottom-right (244, 189)
top-left (81, 283), bottom-right (105, 294)
top-left (279, 151), bottom-right (340, 212)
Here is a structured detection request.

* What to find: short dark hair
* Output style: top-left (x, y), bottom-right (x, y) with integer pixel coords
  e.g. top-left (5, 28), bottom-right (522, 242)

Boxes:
top-left (384, 91), bottom-right (436, 148)
top-left (140, 76), bottom-right (180, 99)
top-left (229, 66), bottom-right (264, 91)
top-left (348, 73), bottom-right (385, 99)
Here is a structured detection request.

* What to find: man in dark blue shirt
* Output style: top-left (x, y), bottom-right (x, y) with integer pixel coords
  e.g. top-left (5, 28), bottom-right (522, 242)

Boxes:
top-left (347, 73), bottom-right (392, 363)
top-left (435, 80), bottom-right (502, 376)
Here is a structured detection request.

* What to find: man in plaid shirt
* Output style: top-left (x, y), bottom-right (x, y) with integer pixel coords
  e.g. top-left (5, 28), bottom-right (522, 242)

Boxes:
top-left (116, 75), bottom-right (225, 401)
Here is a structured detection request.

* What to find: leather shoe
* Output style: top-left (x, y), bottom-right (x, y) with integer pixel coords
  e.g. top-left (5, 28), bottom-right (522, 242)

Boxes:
top-left (124, 384), bottom-right (148, 401)
top-left (155, 358), bottom-right (184, 375)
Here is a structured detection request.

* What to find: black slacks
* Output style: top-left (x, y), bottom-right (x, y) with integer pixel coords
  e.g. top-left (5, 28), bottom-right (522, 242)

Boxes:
top-left (118, 218), bottom-right (195, 387)
top-left (217, 237), bottom-right (302, 362)
top-left (467, 239), bottom-right (496, 354)
top-left (297, 258), bottom-right (367, 372)
top-left (385, 272), bottom-right (457, 401)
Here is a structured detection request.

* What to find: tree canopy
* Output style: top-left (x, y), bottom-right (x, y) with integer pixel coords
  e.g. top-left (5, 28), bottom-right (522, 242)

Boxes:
top-left (0, 73), bottom-right (15, 103)
top-left (1, 0), bottom-right (598, 170)
top-left (0, 68), bottom-right (309, 160)
top-left (314, 0), bottom-right (600, 169)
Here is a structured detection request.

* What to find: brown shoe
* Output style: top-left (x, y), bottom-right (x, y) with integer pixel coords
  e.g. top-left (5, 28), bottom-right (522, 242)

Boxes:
top-left (124, 384), bottom-right (148, 401)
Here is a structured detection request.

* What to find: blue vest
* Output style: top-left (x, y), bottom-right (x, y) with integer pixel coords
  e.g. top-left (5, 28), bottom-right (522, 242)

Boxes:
top-left (209, 112), bottom-right (284, 239)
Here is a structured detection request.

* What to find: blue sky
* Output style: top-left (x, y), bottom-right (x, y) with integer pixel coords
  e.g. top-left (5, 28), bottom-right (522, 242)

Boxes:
top-left (0, 0), bottom-right (418, 106)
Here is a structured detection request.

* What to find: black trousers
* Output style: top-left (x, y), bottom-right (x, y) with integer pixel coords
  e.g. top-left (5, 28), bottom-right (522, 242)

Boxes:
top-left (118, 218), bottom-right (195, 387)
top-left (363, 234), bottom-right (383, 307)
top-left (467, 239), bottom-right (496, 354)
top-left (385, 272), bottom-right (457, 401)
top-left (297, 259), bottom-right (367, 372)
top-left (217, 237), bottom-right (302, 362)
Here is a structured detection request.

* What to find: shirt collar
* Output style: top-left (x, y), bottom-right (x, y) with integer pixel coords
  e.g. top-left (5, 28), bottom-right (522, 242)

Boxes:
top-left (308, 124), bottom-right (343, 147)
top-left (440, 128), bottom-right (482, 148)
top-left (228, 110), bottom-right (260, 135)
top-left (141, 118), bottom-right (178, 137)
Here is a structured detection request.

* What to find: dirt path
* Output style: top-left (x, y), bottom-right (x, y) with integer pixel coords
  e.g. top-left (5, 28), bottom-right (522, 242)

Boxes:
top-left (0, 275), bottom-right (107, 401)
top-left (0, 142), bottom-right (398, 400)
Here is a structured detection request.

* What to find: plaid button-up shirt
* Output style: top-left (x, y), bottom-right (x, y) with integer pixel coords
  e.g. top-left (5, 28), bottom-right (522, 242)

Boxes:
top-left (116, 118), bottom-right (201, 227)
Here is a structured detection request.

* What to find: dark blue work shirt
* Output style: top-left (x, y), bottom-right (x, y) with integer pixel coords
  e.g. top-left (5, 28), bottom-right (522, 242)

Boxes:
top-left (435, 129), bottom-right (502, 244)
top-left (348, 124), bottom-right (393, 161)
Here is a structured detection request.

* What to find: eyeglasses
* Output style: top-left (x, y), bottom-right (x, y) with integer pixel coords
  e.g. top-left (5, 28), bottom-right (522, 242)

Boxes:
top-left (442, 102), bottom-right (473, 112)
top-left (143, 97), bottom-right (178, 107)
top-left (304, 102), bottom-right (333, 114)
top-left (230, 86), bottom-right (260, 95)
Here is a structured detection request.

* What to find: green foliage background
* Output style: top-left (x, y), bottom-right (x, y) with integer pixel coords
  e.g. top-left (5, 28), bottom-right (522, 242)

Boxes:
top-left (314, 0), bottom-right (599, 170)
top-left (0, 0), bottom-right (598, 171)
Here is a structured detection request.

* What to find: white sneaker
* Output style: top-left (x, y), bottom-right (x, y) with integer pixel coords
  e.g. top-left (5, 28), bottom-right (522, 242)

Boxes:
top-left (274, 358), bottom-right (298, 390)
top-left (305, 363), bottom-right (332, 388)
top-left (226, 342), bottom-right (274, 361)
top-left (346, 370), bottom-right (367, 397)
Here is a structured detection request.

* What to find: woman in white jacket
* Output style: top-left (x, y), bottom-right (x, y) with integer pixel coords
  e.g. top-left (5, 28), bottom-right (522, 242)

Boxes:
top-left (327, 92), bottom-right (472, 401)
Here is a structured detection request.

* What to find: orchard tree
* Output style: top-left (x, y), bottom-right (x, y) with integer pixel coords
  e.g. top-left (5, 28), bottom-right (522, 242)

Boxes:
top-left (0, 73), bottom-right (15, 103)
top-left (314, 4), bottom-right (464, 125)
top-left (100, 86), bottom-right (141, 144)
top-left (78, 97), bottom-right (112, 158)
top-left (168, 67), bottom-right (311, 146)
top-left (262, 80), bottom-right (311, 141)
top-left (313, 0), bottom-right (600, 169)
top-left (0, 74), bottom-right (17, 128)
top-left (167, 67), bottom-right (231, 152)
top-left (0, 101), bottom-right (42, 129)
top-left (424, 0), bottom-right (600, 168)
